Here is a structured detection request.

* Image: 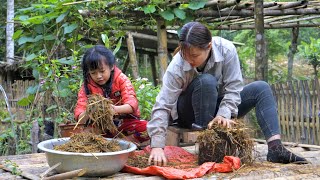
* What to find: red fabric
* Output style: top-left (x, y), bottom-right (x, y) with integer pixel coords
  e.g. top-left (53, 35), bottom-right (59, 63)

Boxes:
top-left (74, 66), bottom-right (140, 120)
top-left (118, 119), bottom-right (149, 142)
top-left (122, 146), bottom-right (241, 179)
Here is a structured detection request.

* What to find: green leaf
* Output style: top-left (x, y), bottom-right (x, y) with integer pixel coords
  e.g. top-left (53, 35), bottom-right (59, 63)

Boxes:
top-left (58, 58), bottom-right (74, 65)
top-left (54, 88), bottom-right (71, 98)
top-left (188, 1), bottom-right (206, 10)
top-left (26, 85), bottom-right (39, 95)
top-left (33, 35), bottom-right (43, 42)
top-left (13, 30), bottom-right (23, 40)
top-left (28, 16), bottom-right (45, 24)
top-left (56, 12), bottom-right (67, 23)
top-left (46, 105), bottom-right (58, 112)
top-left (44, 35), bottom-right (55, 40)
top-left (113, 37), bottom-right (122, 55)
top-left (143, 5), bottom-right (156, 14)
top-left (26, 54), bottom-right (37, 61)
top-left (17, 95), bottom-right (35, 106)
top-left (101, 34), bottom-right (110, 48)
top-left (32, 69), bottom-right (40, 80)
top-left (18, 36), bottom-right (34, 45)
top-left (64, 23), bottom-right (78, 34)
top-left (18, 15), bottom-right (29, 21)
top-left (173, 8), bottom-right (186, 20)
top-left (160, 10), bottom-right (175, 21)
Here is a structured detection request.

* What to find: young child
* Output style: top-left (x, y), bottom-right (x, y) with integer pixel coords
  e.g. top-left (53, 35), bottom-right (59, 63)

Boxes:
top-left (74, 45), bottom-right (149, 144)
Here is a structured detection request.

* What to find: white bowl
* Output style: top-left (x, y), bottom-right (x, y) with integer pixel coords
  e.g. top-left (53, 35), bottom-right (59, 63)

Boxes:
top-left (37, 137), bottom-right (137, 177)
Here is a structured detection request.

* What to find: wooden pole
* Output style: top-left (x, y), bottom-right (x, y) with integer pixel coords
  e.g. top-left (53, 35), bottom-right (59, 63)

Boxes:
top-left (254, 0), bottom-right (268, 81)
top-left (31, 120), bottom-right (40, 153)
top-left (126, 32), bottom-right (139, 79)
top-left (43, 169), bottom-right (86, 180)
top-left (122, 53), bottom-right (130, 74)
top-left (214, 23), bottom-right (320, 30)
top-left (287, 27), bottom-right (299, 81)
top-left (150, 55), bottom-right (158, 86)
top-left (157, 20), bottom-right (168, 83)
top-left (196, 8), bottom-right (320, 17)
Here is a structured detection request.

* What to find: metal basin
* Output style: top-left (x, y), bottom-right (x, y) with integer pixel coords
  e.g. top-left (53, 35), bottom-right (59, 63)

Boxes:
top-left (37, 137), bottom-right (137, 177)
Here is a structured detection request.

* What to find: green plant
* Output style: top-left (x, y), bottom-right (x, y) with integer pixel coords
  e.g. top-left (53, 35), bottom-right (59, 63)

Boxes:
top-left (298, 37), bottom-right (320, 77)
top-left (131, 78), bottom-right (160, 120)
top-left (4, 160), bottom-right (22, 175)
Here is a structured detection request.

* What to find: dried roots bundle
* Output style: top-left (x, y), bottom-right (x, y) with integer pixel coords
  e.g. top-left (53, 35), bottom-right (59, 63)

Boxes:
top-left (197, 120), bottom-right (254, 165)
top-left (86, 94), bottom-right (117, 133)
top-left (54, 132), bottom-right (122, 153)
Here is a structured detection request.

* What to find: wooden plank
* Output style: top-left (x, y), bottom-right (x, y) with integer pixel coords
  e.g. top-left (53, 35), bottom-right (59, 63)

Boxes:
top-left (303, 80), bottom-right (312, 144)
top-left (165, 128), bottom-right (180, 146)
top-left (182, 131), bottom-right (200, 144)
top-left (279, 83), bottom-right (288, 141)
top-left (310, 79), bottom-right (317, 145)
top-left (315, 78), bottom-right (320, 145)
top-left (297, 80), bottom-right (303, 143)
top-left (253, 139), bottom-right (320, 149)
top-left (292, 80), bottom-right (300, 143)
top-left (288, 81), bottom-right (297, 142)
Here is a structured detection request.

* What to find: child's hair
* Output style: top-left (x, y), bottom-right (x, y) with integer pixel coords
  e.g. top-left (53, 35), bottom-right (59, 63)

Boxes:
top-left (173, 22), bottom-right (212, 57)
top-left (82, 45), bottom-right (116, 95)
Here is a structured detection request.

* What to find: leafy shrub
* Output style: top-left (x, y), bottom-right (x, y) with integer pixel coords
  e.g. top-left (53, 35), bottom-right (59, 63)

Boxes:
top-left (131, 78), bottom-right (160, 120)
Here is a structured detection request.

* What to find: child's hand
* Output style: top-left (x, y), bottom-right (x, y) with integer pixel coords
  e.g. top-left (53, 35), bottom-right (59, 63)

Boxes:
top-left (111, 105), bottom-right (119, 115)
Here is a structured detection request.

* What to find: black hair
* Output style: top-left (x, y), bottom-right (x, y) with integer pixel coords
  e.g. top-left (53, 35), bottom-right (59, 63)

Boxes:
top-left (174, 22), bottom-right (212, 57)
top-left (82, 45), bottom-right (115, 96)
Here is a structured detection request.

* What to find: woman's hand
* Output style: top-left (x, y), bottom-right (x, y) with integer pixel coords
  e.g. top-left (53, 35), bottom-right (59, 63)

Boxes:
top-left (208, 115), bottom-right (236, 129)
top-left (148, 147), bottom-right (167, 166)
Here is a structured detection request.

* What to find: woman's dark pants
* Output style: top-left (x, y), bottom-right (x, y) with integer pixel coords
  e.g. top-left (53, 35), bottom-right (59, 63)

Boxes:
top-left (177, 74), bottom-right (280, 140)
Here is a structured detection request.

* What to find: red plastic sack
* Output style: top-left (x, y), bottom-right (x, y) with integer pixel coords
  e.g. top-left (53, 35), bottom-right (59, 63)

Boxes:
top-left (122, 146), bottom-right (241, 179)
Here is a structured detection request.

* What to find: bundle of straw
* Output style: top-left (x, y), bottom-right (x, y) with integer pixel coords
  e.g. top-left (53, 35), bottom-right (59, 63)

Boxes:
top-left (86, 94), bottom-right (117, 133)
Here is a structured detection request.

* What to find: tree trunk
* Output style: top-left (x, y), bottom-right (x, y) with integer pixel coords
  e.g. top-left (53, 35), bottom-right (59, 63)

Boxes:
top-left (6, 0), bottom-right (14, 65)
top-left (157, 20), bottom-right (168, 83)
top-left (287, 27), bottom-right (299, 81)
top-left (126, 32), bottom-right (139, 79)
top-left (6, 0), bottom-right (14, 82)
top-left (254, 0), bottom-right (268, 81)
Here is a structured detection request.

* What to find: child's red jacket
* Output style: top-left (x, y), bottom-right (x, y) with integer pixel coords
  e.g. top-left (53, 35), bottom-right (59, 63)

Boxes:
top-left (74, 66), bottom-right (140, 120)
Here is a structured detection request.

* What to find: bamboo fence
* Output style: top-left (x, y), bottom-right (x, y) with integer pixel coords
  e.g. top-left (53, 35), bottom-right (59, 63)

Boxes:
top-left (271, 79), bottom-right (320, 145)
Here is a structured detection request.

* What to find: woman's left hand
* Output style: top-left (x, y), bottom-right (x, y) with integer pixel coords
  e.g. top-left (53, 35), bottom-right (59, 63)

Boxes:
top-left (208, 115), bottom-right (236, 129)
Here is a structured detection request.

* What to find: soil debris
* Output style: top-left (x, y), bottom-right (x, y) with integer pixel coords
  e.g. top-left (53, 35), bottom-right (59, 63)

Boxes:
top-left (54, 132), bottom-right (122, 153)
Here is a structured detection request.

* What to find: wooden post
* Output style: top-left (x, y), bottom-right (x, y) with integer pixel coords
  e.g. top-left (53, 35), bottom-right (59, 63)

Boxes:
top-left (157, 20), bottom-right (168, 82)
top-left (254, 0), bottom-right (268, 81)
top-left (150, 55), bottom-right (158, 86)
top-left (126, 32), bottom-right (139, 79)
top-left (287, 27), bottom-right (299, 81)
top-left (31, 120), bottom-right (40, 153)
top-left (122, 54), bottom-right (130, 74)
